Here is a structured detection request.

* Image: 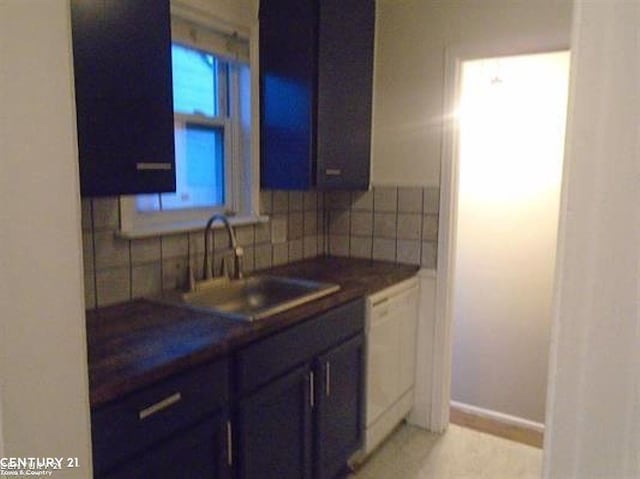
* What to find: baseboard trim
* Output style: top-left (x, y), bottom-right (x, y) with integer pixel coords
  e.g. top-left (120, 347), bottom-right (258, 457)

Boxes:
top-left (450, 401), bottom-right (544, 448)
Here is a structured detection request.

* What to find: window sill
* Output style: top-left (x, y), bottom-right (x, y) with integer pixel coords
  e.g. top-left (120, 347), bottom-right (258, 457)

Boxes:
top-left (117, 214), bottom-right (269, 239)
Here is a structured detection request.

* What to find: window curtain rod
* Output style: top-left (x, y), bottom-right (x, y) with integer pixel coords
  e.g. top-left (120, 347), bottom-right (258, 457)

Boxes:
top-left (170, 0), bottom-right (251, 41)
top-left (170, 1), bottom-right (250, 62)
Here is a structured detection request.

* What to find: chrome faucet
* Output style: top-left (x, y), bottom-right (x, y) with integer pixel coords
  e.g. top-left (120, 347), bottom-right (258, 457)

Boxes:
top-left (203, 214), bottom-right (243, 280)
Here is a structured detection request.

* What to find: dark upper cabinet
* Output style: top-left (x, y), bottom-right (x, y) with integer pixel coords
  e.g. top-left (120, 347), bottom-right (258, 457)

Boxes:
top-left (259, 0), bottom-right (375, 191)
top-left (316, 0), bottom-right (374, 190)
top-left (70, 0), bottom-right (176, 197)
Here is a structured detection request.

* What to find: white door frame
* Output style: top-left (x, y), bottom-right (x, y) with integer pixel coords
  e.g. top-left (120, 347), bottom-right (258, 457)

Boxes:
top-left (430, 43), bottom-right (569, 432)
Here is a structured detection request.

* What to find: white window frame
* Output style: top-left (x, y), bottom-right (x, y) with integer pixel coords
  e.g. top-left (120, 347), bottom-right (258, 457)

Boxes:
top-left (119, 18), bottom-right (259, 238)
top-left (173, 112), bottom-right (232, 211)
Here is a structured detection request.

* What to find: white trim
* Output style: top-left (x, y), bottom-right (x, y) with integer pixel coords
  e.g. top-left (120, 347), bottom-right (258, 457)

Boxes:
top-left (174, 114), bottom-right (227, 128)
top-left (542, 7), bottom-right (582, 471)
top-left (228, 62), bottom-right (242, 214)
top-left (120, 31), bottom-right (259, 237)
top-left (117, 214), bottom-right (269, 240)
top-left (430, 45), bottom-right (462, 433)
top-left (432, 43), bottom-right (571, 434)
top-left (120, 197), bottom-right (231, 234)
top-left (370, 180), bottom-right (440, 189)
top-left (249, 19), bottom-right (260, 217)
top-left (451, 400), bottom-right (545, 435)
top-left (408, 269), bottom-right (437, 429)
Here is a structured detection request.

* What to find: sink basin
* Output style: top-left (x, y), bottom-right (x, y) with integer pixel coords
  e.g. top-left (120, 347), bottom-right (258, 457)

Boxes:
top-left (180, 275), bottom-right (340, 321)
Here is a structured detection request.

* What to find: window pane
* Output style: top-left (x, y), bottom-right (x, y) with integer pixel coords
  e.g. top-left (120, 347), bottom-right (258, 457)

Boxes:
top-left (160, 122), bottom-right (225, 210)
top-left (172, 44), bottom-right (217, 117)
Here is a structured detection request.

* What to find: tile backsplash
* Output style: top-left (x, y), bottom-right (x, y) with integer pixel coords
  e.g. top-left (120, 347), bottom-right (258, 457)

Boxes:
top-left (326, 186), bottom-right (439, 268)
top-left (82, 190), bottom-right (325, 309)
top-left (82, 185), bottom-right (439, 309)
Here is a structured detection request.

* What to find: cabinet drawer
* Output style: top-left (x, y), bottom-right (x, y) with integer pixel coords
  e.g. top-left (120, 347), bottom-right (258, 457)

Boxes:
top-left (92, 358), bottom-right (229, 475)
top-left (235, 299), bottom-right (365, 396)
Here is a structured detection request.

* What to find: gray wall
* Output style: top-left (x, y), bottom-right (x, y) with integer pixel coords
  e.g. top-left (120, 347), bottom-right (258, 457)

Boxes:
top-left (372, 0), bottom-right (574, 425)
top-left (371, 0), bottom-right (573, 187)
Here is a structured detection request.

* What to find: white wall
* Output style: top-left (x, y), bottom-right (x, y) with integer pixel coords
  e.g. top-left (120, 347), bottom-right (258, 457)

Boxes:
top-left (371, 0), bottom-right (573, 187)
top-left (543, 1), bottom-right (640, 477)
top-left (0, 1), bottom-right (92, 476)
top-left (0, 397), bottom-right (3, 457)
top-left (452, 52), bottom-right (569, 424)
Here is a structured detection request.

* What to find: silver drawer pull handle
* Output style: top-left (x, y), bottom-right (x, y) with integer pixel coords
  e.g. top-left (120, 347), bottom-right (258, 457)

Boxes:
top-left (226, 421), bottom-right (233, 466)
top-left (138, 392), bottom-right (182, 420)
top-left (136, 162), bottom-right (173, 171)
top-left (325, 168), bottom-right (342, 176)
top-left (309, 371), bottom-right (315, 408)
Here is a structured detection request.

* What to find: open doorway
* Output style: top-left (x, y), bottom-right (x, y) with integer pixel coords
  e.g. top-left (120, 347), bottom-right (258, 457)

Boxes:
top-left (434, 50), bottom-right (570, 447)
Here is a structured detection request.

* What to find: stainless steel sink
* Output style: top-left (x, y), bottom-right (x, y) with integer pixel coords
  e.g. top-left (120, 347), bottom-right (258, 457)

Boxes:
top-left (180, 275), bottom-right (340, 321)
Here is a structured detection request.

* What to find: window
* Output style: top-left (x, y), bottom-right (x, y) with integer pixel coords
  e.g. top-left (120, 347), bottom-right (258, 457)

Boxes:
top-left (120, 24), bottom-right (254, 237)
top-left (136, 44), bottom-right (230, 213)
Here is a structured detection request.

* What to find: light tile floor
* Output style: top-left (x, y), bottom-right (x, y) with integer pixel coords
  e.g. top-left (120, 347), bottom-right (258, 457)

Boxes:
top-left (352, 423), bottom-right (542, 479)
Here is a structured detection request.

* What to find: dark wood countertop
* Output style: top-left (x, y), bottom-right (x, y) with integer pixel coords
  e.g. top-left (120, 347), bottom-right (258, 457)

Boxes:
top-left (265, 256), bottom-right (420, 295)
top-left (86, 256), bottom-right (420, 408)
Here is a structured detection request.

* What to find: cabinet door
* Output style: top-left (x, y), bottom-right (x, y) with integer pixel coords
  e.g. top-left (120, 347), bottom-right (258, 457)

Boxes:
top-left (316, 0), bottom-right (374, 190)
top-left (71, 0), bottom-right (175, 197)
top-left (315, 334), bottom-right (365, 479)
top-left (237, 365), bottom-right (313, 479)
top-left (103, 412), bottom-right (231, 479)
top-left (259, 0), bottom-right (316, 190)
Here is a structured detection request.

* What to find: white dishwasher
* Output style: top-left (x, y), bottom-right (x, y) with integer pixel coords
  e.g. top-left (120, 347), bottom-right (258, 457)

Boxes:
top-left (363, 276), bottom-right (420, 456)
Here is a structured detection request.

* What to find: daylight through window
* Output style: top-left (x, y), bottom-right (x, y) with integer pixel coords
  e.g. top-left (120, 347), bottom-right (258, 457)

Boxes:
top-left (136, 43), bottom-right (231, 213)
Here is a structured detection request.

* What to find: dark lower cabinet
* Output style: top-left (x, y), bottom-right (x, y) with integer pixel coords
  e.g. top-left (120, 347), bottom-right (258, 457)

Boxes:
top-left (236, 365), bottom-right (313, 479)
top-left (234, 299), bottom-right (366, 479)
top-left (236, 332), bottom-right (364, 479)
top-left (104, 412), bottom-right (231, 479)
top-left (315, 335), bottom-right (365, 479)
top-left (91, 300), bottom-right (364, 479)
top-left (91, 359), bottom-right (230, 479)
